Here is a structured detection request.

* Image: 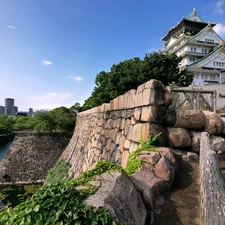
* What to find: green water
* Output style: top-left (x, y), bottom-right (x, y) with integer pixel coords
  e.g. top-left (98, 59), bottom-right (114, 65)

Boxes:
top-left (0, 184), bottom-right (42, 210)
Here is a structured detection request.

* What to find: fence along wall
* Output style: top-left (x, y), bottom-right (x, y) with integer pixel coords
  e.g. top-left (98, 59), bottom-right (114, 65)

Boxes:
top-left (200, 132), bottom-right (225, 225)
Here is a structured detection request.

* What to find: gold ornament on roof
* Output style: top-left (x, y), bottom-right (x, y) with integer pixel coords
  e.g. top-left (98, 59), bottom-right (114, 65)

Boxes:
top-left (220, 40), bottom-right (225, 47)
top-left (208, 22), bottom-right (212, 27)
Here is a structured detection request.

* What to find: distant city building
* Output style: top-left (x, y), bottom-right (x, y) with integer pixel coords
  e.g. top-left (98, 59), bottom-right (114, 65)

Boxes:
top-left (28, 108), bottom-right (33, 116)
top-left (0, 98), bottom-right (33, 117)
top-left (16, 112), bottom-right (28, 116)
top-left (0, 106), bottom-right (5, 115)
top-left (4, 98), bottom-right (18, 116)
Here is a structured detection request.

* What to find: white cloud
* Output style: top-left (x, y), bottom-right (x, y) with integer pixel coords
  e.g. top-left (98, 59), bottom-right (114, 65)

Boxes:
top-left (214, 23), bottom-right (225, 36)
top-left (42, 60), bottom-right (53, 66)
top-left (7, 25), bottom-right (16, 29)
top-left (68, 75), bottom-right (83, 82)
top-left (215, 0), bottom-right (224, 14)
top-left (29, 92), bottom-right (74, 101)
top-left (28, 92), bottom-right (75, 110)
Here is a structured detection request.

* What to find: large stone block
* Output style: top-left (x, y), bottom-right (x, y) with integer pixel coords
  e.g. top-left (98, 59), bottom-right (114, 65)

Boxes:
top-left (189, 131), bottom-right (201, 153)
top-left (203, 111), bottom-right (223, 134)
top-left (154, 156), bottom-right (171, 181)
top-left (149, 123), bottom-right (167, 147)
top-left (211, 135), bottom-right (225, 152)
top-left (144, 79), bottom-right (167, 106)
top-left (221, 117), bottom-right (225, 134)
top-left (175, 110), bottom-right (205, 129)
top-left (125, 89), bottom-right (136, 108)
top-left (135, 83), bottom-right (145, 107)
top-left (167, 127), bottom-right (191, 148)
top-left (84, 171), bottom-right (147, 225)
top-left (165, 108), bottom-right (176, 126)
top-left (140, 106), bottom-right (168, 124)
top-left (132, 123), bottom-right (150, 143)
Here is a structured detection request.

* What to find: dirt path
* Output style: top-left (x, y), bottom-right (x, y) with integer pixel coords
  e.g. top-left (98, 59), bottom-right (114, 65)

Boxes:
top-left (153, 162), bottom-right (202, 225)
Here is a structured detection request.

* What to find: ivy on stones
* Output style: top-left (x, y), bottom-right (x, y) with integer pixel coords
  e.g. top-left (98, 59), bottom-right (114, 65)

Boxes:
top-left (0, 131), bottom-right (161, 225)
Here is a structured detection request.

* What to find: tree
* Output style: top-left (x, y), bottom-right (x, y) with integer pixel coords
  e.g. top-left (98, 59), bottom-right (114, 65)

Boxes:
top-left (140, 52), bottom-right (193, 86)
top-left (70, 103), bottom-right (82, 114)
top-left (0, 115), bottom-right (13, 135)
top-left (33, 107), bottom-right (76, 132)
top-left (82, 52), bottom-right (193, 110)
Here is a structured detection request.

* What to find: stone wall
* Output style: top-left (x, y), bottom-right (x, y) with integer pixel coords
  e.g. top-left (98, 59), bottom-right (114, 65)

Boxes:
top-left (200, 132), bottom-right (225, 225)
top-left (61, 79), bottom-right (225, 179)
top-left (0, 131), bottom-right (72, 183)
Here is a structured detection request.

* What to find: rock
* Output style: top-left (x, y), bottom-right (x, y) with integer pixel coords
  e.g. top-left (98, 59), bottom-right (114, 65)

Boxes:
top-left (187, 152), bottom-right (199, 162)
top-left (83, 171), bottom-right (147, 225)
top-left (166, 108), bottom-right (177, 127)
top-left (153, 195), bottom-right (165, 215)
top-left (203, 111), bottom-right (223, 134)
top-left (154, 156), bottom-right (172, 181)
top-left (141, 105), bottom-right (168, 124)
top-left (165, 88), bottom-right (173, 107)
top-left (131, 171), bottom-right (166, 210)
top-left (156, 147), bottom-right (176, 168)
top-left (135, 80), bottom-right (167, 107)
top-left (175, 110), bottom-right (205, 129)
top-left (189, 131), bottom-right (201, 153)
top-left (221, 117), bottom-right (225, 134)
top-left (137, 152), bottom-right (161, 167)
top-left (211, 135), bottom-right (225, 152)
top-left (149, 123), bottom-right (168, 147)
top-left (167, 127), bottom-right (191, 148)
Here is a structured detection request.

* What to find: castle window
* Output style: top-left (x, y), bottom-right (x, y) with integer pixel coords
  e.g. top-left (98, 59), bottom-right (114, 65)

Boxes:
top-left (205, 39), bottom-right (214, 43)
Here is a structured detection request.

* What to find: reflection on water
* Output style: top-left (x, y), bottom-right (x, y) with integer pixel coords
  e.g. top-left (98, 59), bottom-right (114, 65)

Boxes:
top-left (0, 141), bottom-right (12, 161)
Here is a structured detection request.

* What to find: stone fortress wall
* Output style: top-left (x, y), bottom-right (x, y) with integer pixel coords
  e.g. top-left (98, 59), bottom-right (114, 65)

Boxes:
top-left (60, 79), bottom-right (225, 223)
top-left (0, 79), bottom-right (225, 222)
top-left (0, 132), bottom-right (72, 184)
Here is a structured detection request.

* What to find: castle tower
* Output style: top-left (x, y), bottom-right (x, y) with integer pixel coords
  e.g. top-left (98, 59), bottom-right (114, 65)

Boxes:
top-left (162, 8), bottom-right (225, 86)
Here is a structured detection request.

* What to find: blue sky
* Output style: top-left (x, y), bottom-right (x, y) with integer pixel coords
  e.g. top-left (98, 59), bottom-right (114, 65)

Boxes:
top-left (1, 0), bottom-right (225, 111)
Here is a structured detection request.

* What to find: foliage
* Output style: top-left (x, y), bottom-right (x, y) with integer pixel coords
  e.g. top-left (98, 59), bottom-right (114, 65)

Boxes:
top-left (82, 52), bottom-right (193, 110)
top-left (0, 182), bottom-right (122, 225)
top-left (34, 106), bottom-right (76, 132)
top-left (70, 102), bottom-right (82, 113)
top-left (0, 161), bottom-right (123, 225)
top-left (125, 131), bottom-right (161, 176)
top-left (0, 129), bottom-right (162, 224)
top-left (0, 115), bottom-right (13, 135)
top-left (138, 131), bottom-right (162, 151)
top-left (70, 161), bottom-right (124, 186)
top-left (12, 116), bottom-right (37, 131)
top-left (0, 184), bottom-right (42, 209)
top-left (45, 159), bottom-right (71, 184)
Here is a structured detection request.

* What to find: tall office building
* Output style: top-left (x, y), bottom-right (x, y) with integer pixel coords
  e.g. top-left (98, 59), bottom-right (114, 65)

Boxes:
top-left (4, 98), bottom-right (18, 116)
top-left (28, 108), bottom-right (33, 116)
top-left (0, 106), bottom-right (5, 115)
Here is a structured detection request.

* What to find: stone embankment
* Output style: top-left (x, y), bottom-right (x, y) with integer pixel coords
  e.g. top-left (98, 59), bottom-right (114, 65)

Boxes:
top-left (0, 132), bottom-right (72, 183)
top-left (61, 79), bottom-right (225, 178)
top-left (60, 79), bottom-right (225, 224)
top-left (200, 132), bottom-right (225, 225)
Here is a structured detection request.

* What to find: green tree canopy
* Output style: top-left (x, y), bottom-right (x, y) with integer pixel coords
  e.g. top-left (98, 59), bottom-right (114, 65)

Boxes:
top-left (0, 115), bottom-right (13, 135)
top-left (82, 52), bottom-right (193, 110)
top-left (34, 107), bottom-right (76, 132)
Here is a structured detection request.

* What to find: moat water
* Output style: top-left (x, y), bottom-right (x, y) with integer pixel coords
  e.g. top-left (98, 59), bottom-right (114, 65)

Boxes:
top-left (0, 140), bottom-right (12, 161)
